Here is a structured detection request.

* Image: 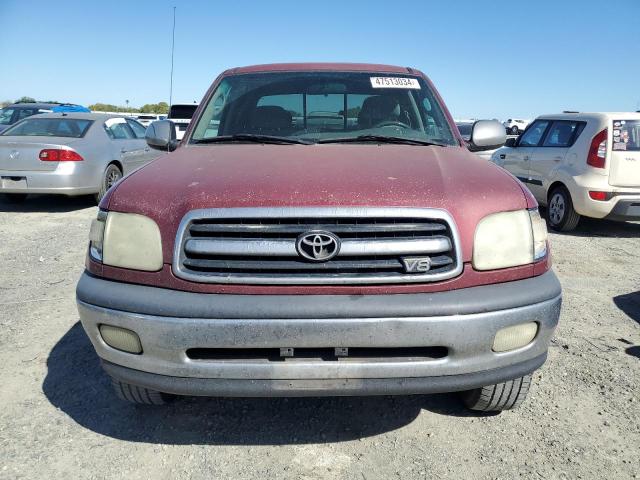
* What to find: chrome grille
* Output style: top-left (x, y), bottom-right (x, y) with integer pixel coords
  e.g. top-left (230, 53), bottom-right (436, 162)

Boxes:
top-left (173, 208), bottom-right (462, 285)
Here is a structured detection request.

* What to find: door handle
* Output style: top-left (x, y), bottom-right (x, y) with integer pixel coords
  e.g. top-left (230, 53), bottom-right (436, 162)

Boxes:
top-left (121, 148), bottom-right (128, 153)
top-left (553, 156), bottom-right (563, 162)
top-left (524, 155), bottom-right (530, 161)
top-left (144, 147), bottom-right (150, 152)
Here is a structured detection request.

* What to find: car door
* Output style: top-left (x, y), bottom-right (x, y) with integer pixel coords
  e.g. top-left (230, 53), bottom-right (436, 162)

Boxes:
top-left (527, 120), bottom-right (584, 201)
top-left (498, 121), bottom-right (550, 181)
top-left (104, 118), bottom-right (139, 175)
top-left (503, 119), bottom-right (552, 192)
top-left (126, 118), bottom-right (157, 167)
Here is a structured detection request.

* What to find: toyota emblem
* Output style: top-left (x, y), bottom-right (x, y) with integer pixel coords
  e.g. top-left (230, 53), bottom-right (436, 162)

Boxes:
top-left (296, 231), bottom-right (340, 262)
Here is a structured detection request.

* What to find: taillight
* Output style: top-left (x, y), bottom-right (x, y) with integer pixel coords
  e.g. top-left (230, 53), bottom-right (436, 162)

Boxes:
top-left (39, 149), bottom-right (84, 162)
top-left (587, 129), bottom-right (607, 168)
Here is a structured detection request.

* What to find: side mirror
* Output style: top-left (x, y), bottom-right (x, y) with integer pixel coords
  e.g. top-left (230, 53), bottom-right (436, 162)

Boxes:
top-left (146, 120), bottom-right (179, 151)
top-left (467, 120), bottom-right (506, 152)
top-left (505, 137), bottom-right (517, 148)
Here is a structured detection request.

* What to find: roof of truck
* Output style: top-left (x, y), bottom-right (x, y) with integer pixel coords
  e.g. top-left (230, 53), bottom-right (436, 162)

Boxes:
top-left (229, 63), bottom-right (417, 75)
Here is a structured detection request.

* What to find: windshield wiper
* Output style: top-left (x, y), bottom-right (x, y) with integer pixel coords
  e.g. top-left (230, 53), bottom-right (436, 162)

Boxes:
top-left (192, 134), bottom-right (313, 145)
top-left (317, 135), bottom-right (447, 147)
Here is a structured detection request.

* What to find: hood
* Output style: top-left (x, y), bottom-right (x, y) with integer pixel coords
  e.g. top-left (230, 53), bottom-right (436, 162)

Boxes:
top-left (107, 144), bottom-right (529, 262)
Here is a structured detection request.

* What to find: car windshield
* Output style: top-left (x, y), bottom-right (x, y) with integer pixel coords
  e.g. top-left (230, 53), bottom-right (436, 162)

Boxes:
top-left (190, 72), bottom-right (458, 146)
top-left (1, 118), bottom-right (93, 138)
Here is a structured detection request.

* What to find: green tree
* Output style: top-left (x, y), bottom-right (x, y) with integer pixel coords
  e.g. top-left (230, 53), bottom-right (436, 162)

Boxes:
top-left (16, 96), bottom-right (36, 103)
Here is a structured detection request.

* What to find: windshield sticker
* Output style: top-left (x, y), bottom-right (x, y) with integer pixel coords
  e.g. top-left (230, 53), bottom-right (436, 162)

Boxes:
top-left (612, 119), bottom-right (639, 151)
top-left (370, 77), bottom-right (421, 89)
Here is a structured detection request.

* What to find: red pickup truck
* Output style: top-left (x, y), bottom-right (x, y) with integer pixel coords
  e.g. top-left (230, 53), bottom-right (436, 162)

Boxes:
top-left (76, 63), bottom-right (561, 411)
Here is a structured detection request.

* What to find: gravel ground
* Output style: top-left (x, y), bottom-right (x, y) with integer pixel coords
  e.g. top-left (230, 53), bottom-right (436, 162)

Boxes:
top-left (0, 195), bottom-right (638, 480)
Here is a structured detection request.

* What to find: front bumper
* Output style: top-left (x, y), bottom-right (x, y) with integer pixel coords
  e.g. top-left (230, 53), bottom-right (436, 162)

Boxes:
top-left (76, 270), bottom-right (562, 396)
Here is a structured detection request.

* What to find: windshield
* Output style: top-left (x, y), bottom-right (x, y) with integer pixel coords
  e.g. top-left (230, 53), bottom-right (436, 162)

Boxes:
top-left (1, 118), bottom-right (93, 138)
top-left (191, 72), bottom-right (457, 145)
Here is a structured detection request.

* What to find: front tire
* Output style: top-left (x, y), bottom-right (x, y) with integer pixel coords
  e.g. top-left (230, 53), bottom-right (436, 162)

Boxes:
top-left (0, 193), bottom-right (28, 204)
top-left (95, 164), bottom-right (123, 203)
top-left (460, 374), bottom-right (532, 411)
top-left (111, 378), bottom-right (173, 405)
top-left (547, 186), bottom-right (580, 231)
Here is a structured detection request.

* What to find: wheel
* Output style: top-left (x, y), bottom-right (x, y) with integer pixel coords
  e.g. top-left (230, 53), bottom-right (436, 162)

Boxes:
top-left (95, 164), bottom-right (123, 203)
top-left (0, 193), bottom-right (28, 204)
top-left (110, 378), bottom-right (173, 405)
top-left (460, 374), bottom-right (532, 411)
top-left (547, 186), bottom-right (580, 231)
top-left (510, 126), bottom-right (519, 135)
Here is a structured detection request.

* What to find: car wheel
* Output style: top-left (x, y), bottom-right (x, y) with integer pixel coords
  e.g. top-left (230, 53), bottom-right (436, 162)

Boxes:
top-left (510, 126), bottom-right (519, 135)
top-left (111, 378), bottom-right (173, 405)
top-left (460, 374), bottom-right (532, 411)
top-left (0, 193), bottom-right (28, 204)
top-left (547, 186), bottom-right (580, 231)
top-left (95, 164), bottom-right (123, 203)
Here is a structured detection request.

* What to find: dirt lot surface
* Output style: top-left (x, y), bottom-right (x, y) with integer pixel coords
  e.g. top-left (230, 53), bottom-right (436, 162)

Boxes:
top-left (0, 195), bottom-right (638, 480)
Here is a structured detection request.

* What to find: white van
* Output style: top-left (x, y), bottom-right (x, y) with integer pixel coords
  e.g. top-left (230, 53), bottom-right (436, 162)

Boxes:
top-left (492, 112), bottom-right (640, 231)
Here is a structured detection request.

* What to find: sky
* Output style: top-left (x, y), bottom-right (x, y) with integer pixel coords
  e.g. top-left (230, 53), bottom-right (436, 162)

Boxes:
top-left (1, 0), bottom-right (639, 120)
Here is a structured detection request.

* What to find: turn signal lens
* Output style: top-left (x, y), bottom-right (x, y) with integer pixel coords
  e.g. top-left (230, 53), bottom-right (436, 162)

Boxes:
top-left (99, 325), bottom-right (142, 354)
top-left (493, 322), bottom-right (538, 352)
top-left (39, 149), bottom-right (84, 161)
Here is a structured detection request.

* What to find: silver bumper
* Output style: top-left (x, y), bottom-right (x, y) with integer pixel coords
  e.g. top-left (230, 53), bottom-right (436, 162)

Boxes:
top-left (76, 271), bottom-right (562, 395)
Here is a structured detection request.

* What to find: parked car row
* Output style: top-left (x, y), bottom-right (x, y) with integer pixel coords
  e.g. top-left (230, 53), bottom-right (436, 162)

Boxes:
top-left (0, 102), bottom-right (90, 133)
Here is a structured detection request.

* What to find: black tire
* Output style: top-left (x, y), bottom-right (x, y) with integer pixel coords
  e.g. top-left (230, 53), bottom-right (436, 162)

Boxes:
top-left (0, 193), bottom-right (28, 204)
top-left (461, 374), bottom-right (532, 412)
top-left (547, 186), bottom-right (580, 231)
top-left (95, 163), bottom-right (123, 203)
top-left (111, 378), bottom-right (172, 405)
top-left (510, 126), bottom-right (519, 135)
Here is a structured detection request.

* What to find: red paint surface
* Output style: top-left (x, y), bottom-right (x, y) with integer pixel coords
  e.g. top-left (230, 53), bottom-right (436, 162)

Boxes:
top-left (92, 64), bottom-right (551, 294)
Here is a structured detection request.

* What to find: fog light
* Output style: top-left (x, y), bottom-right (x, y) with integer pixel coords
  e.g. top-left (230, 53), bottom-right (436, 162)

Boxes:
top-left (99, 325), bottom-right (142, 354)
top-left (492, 322), bottom-right (538, 352)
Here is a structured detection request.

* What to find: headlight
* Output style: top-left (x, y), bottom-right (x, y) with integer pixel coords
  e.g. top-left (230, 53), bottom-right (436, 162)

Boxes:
top-left (89, 211), bottom-right (163, 271)
top-left (473, 208), bottom-right (547, 271)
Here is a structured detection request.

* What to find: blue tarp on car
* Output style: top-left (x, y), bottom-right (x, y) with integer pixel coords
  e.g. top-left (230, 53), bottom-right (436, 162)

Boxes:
top-left (51, 104), bottom-right (90, 113)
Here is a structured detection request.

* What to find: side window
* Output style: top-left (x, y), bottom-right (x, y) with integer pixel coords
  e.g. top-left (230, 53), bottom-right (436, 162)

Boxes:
top-left (105, 119), bottom-right (135, 140)
top-left (126, 119), bottom-right (147, 139)
top-left (16, 109), bottom-right (37, 121)
top-left (0, 108), bottom-right (16, 125)
top-left (519, 120), bottom-right (550, 147)
top-left (542, 121), bottom-right (583, 147)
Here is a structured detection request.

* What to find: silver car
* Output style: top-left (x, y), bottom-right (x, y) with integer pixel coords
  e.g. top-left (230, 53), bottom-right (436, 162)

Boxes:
top-left (0, 112), bottom-right (160, 203)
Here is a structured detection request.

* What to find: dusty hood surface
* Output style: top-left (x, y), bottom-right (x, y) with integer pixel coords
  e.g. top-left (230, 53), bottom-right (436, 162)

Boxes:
top-left (107, 144), bottom-right (529, 262)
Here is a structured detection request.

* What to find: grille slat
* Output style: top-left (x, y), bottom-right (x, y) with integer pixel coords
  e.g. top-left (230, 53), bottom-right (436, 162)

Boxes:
top-left (189, 222), bottom-right (446, 235)
top-left (173, 208), bottom-right (462, 285)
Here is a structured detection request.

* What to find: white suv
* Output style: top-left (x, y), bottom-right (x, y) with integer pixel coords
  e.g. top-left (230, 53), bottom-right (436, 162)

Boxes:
top-left (492, 112), bottom-right (640, 231)
top-left (503, 118), bottom-right (530, 135)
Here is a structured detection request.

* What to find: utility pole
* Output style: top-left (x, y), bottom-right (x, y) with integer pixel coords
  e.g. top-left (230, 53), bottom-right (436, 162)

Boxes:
top-left (169, 6), bottom-right (176, 110)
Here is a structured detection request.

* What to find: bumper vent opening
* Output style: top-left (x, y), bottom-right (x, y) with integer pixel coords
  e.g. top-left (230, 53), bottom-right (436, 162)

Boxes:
top-left (186, 346), bottom-right (448, 362)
